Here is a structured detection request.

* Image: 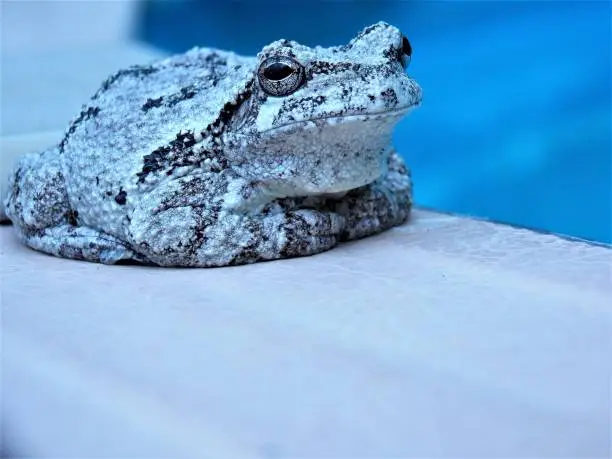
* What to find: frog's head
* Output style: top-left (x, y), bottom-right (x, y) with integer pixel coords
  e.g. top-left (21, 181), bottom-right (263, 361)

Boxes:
top-left (224, 21), bottom-right (422, 198)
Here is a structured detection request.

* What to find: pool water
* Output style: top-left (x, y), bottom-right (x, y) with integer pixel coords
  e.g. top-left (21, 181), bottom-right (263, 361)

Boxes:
top-left (136, 1), bottom-right (611, 243)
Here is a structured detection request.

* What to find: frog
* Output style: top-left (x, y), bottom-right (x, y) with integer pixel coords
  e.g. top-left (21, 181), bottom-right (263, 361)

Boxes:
top-left (2, 21), bottom-right (422, 267)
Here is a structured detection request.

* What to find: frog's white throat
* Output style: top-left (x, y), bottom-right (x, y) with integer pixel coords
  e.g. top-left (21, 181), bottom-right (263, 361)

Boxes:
top-left (227, 109), bottom-right (405, 197)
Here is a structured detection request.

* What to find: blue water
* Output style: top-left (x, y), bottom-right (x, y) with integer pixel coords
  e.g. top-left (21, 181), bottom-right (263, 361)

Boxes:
top-left (135, 1), bottom-right (611, 243)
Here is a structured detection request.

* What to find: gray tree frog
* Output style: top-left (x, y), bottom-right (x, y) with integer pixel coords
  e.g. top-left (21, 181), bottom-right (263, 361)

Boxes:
top-left (3, 22), bottom-right (422, 267)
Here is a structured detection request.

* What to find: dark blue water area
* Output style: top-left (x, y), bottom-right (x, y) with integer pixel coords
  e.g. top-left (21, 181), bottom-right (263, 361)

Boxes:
top-left (134, 1), bottom-right (611, 243)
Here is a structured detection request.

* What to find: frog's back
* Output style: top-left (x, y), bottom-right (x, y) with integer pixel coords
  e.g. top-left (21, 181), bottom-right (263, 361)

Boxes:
top-left (60, 47), bottom-right (255, 182)
top-left (56, 47), bottom-right (255, 236)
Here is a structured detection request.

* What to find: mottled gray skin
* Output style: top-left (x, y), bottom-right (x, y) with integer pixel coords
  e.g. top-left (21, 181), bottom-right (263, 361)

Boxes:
top-left (3, 22), bottom-right (422, 267)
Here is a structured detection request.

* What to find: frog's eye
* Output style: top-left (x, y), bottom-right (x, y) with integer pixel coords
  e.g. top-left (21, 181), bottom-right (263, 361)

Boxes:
top-left (258, 56), bottom-right (305, 97)
top-left (402, 36), bottom-right (412, 58)
top-left (400, 35), bottom-right (412, 69)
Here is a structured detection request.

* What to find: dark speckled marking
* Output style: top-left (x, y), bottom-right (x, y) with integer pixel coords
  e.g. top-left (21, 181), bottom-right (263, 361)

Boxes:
top-left (142, 96), bottom-right (164, 111)
top-left (58, 106), bottom-right (100, 153)
top-left (12, 167), bottom-right (23, 199)
top-left (167, 86), bottom-right (197, 107)
top-left (136, 132), bottom-right (215, 184)
top-left (66, 209), bottom-right (79, 226)
top-left (157, 175), bottom-right (229, 213)
top-left (279, 212), bottom-right (310, 258)
top-left (359, 24), bottom-right (381, 38)
top-left (380, 88), bottom-right (399, 107)
top-left (213, 82), bottom-right (253, 130)
top-left (272, 94), bottom-right (326, 126)
top-left (58, 244), bottom-right (85, 260)
top-left (228, 219), bottom-right (265, 266)
top-left (138, 145), bottom-right (171, 182)
top-left (114, 188), bottom-right (127, 205)
top-left (307, 61), bottom-right (359, 79)
top-left (383, 44), bottom-right (402, 63)
top-left (94, 65), bottom-right (158, 98)
top-left (204, 52), bottom-right (227, 67)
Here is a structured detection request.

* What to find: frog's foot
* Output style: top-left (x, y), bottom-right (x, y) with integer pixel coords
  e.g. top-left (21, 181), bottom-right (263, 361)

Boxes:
top-left (126, 173), bottom-right (345, 267)
top-left (129, 204), bottom-right (345, 268)
top-left (331, 149), bottom-right (413, 241)
top-left (12, 224), bottom-right (150, 265)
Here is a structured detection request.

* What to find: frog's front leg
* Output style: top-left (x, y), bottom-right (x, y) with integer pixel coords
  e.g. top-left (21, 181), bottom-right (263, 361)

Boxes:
top-left (127, 173), bottom-right (345, 267)
top-left (332, 149), bottom-right (413, 241)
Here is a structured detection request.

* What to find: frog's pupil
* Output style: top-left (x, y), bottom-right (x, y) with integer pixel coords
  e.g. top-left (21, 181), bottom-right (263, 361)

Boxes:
top-left (402, 36), bottom-right (412, 57)
top-left (264, 62), bottom-right (293, 81)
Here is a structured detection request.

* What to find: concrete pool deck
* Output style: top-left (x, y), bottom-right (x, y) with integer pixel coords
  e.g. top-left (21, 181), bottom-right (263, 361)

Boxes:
top-left (2, 204), bottom-right (610, 457)
top-left (1, 14), bottom-right (611, 457)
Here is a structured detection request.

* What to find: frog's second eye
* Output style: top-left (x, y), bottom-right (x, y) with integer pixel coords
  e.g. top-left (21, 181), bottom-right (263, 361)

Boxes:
top-left (402, 36), bottom-right (412, 58)
top-left (400, 35), bottom-right (412, 69)
top-left (258, 56), bottom-right (305, 97)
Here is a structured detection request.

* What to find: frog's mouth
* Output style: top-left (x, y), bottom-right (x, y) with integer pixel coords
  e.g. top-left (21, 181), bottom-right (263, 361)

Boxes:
top-left (259, 104), bottom-right (417, 135)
